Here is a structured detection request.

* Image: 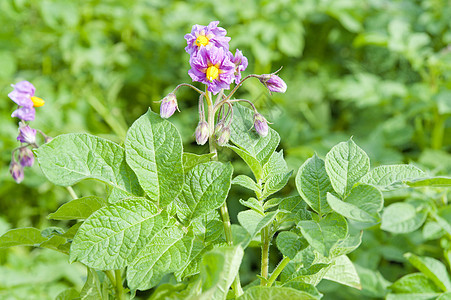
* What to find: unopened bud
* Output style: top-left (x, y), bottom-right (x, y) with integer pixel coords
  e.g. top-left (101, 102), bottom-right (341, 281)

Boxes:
top-left (214, 121), bottom-right (225, 136)
top-left (18, 147), bottom-right (34, 167)
top-left (253, 113), bottom-right (269, 137)
top-left (195, 121), bottom-right (209, 145)
top-left (259, 74), bottom-right (287, 93)
top-left (9, 161), bottom-right (24, 183)
top-left (160, 93), bottom-right (178, 118)
top-left (216, 127), bottom-right (231, 147)
top-left (17, 124), bottom-right (37, 144)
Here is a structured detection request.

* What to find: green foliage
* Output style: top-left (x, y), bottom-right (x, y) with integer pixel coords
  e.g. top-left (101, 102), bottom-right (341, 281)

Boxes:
top-left (2, 0), bottom-right (451, 298)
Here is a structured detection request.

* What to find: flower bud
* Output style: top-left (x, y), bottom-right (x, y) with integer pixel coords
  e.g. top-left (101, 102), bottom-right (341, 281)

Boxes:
top-left (259, 74), bottom-right (287, 93)
top-left (216, 127), bottom-right (231, 147)
top-left (253, 113), bottom-right (269, 137)
top-left (18, 147), bottom-right (34, 167)
top-left (195, 121), bottom-right (209, 145)
top-left (214, 120), bottom-right (225, 136)
top-left (160, 93), bottom-right (178, 118)
top-left (9, 161), bottom-right (24, 183)
top-left (17, 124), bottom-right (37, 144)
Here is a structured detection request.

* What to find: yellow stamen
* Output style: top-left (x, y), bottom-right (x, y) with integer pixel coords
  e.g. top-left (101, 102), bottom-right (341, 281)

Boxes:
top-left (31, 96), bottom-right (45, 107)
top-left (206, 65), bottom-right (219, 82)
top-left (195, 35), bottom-right (209, 47)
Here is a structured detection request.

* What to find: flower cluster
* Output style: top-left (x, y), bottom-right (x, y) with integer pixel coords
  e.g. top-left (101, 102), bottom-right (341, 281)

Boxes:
top-left (8, 81), bottom-right (48, 183)
top-left (186, 21), bottom-right (248, 95)
top-left (158, 21), bottom-right (287, 147)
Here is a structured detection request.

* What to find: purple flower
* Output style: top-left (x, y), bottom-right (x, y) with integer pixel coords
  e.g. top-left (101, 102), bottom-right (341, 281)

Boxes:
top-left (11, 106), bottom-right (36, 121)
top-left (9, 161), bottom-right (24, 184)
top-left (259, 74), bottom-right (287, 94)
top-left (9, 80), bottom-right (45, 121)
top-left (188, 46), bottom-right (236, 95)
top-left (229, 49), bottom-right (248, 83)
top-left (18, 147), bottom-right (34, 167)
top-left (160, 93), bottom-right (178, 118)
top-left (195, 121), bottom-right (209, 145)
top-left (17, 124), bottom-right (37, 144)
top-left (253, 113), bottom-right (269, 137)
top-left (184, 21), bottom-right (231, 56)
top-left (8, 81), bottom-right (35, 107)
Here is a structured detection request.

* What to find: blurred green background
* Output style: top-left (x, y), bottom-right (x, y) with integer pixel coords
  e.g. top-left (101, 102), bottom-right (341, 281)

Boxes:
top-left (1, 0), bottom-right (450, 298)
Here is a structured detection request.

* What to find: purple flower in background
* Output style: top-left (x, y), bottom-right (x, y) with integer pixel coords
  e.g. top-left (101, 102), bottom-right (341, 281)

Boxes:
top-left (185, 21), bottom-right (231, 56)
top-left (11, 106), bottom-right (36, 121)
top-left (253, 113), bottom-right (269, 137)
top-left (160, 93), bottom-right (178, 118)
top-left (9, 161), bottom-right (24, 184)
top-left (189, 46), bottom-right (235, 94)
top-left (229, 49), bottom-right (248, 83)
top-left (18, 147), bottom-right (34, 167)
top-left (9, 81), bottom-right (45, 121)
top-left (8, 81), bottom-right (35, 107)
top-left (259, 74), bottom-right (287, 94)
top-left (17, 124), bottom-right (37, 144)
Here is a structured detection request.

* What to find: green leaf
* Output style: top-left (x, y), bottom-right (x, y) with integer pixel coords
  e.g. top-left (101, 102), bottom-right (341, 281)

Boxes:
top-left (175, 162), bottom-right (233, 224)
top-left (280, 282), bottom-right (322, 299)
top-left (229, 104), bottom-right (280, 180)
top-left (325, 139), bottom-right (370, 196)
top-left (276, 231), bottom-right (308, 259)
top-left (298, 213), bottom-right (348, 257)
top-left (381, 202), bottom-right (428, 234)
top-left (192, 210), bottom-right (224, 245)
top-left (238, 210), bottom-right (278, 238)
top-left (175, 239), bottom-right (215, 280)
top-left (239, 286), bottom-right (319, 300)
top-left (277, 196), bottom-right (312, 224)
top-left (125, 109), bottom-right (184, 207)
top-left (355, 265), bottom-right (391, 298)
top-left (232, 224), bottom-right (252, 248)
top-left (330, 231), bottom-right (363, 258)
top-left (239, 198), bottom-right (264, 215)
top-left (70, 197), bottom-right (170, 270)
top-left (326, 184), bottom-right (383, 224)
top-left (233, 175), bottom-right (261, 195)
top-left (55, 288), bottom-right (79, 300)
top-left (228, 145), bottom-right (265, 181)
top-left (390, 273), bottom-right (441, 293)
top-left (80, 268), bottom-right (103, 300)
top-left (0, 228), bottom-right (47, 248)
top-left (435, 205), bottom-right (451, 235)
top-left (197, 246), bottom-right (244, 300)
top-left (263, 197), bottom-right (284, 211)
top-left (35, 133), bottom-right (143, 198)
top-left (405, 177), bottom-right (451, 187)
top-left (361, 165), bottom-right (425, 190)
top-left (47, 196), bottom-right (106, 220)
top-left (262, 171), bottom-right (293, 199)
top-left (404, 253), bottom-right (451, 292)
top-left (263, 150), bottom-right (289, 181)
top-left (296, 154), bottom-right (334, 215)
top-left (39, 235), bottom-right (69, 253)
top-left (127, 226), bottom-right (193, 292)
top-left (183, 153), bottom-right (215, 173)
top-left (324, 255), bottom-right (361, 289)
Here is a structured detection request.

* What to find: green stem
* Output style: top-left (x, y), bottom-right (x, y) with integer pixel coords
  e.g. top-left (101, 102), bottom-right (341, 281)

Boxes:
top-left (267, 256), bottom-right (291, 287)
top-left (205, 88), bottom-right (243, 297)
top-left (261, 226), bottom-right (270, 284)
top-left (431, 111), bottom-right (444, 150)
top-left (115, 269), bottom-right (125, 300)
top-left (66, 186), bottom-right (78, 200)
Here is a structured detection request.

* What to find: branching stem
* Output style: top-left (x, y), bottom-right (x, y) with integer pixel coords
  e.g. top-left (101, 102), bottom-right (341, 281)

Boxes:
top-left (267, 256), bottom-right (291, 287)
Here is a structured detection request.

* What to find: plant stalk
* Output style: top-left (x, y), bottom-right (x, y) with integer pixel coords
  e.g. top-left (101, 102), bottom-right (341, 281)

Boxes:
top-left (267, 256), bottom-right (291, 287)
top-left (66, 186), bottom-right (78, 200)
top-left (261, 226), bottom-right (270, 284)
top-left (205, 88), bottom-right (243, 297)
top-left (115, 269), bottom-right (125, 300)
